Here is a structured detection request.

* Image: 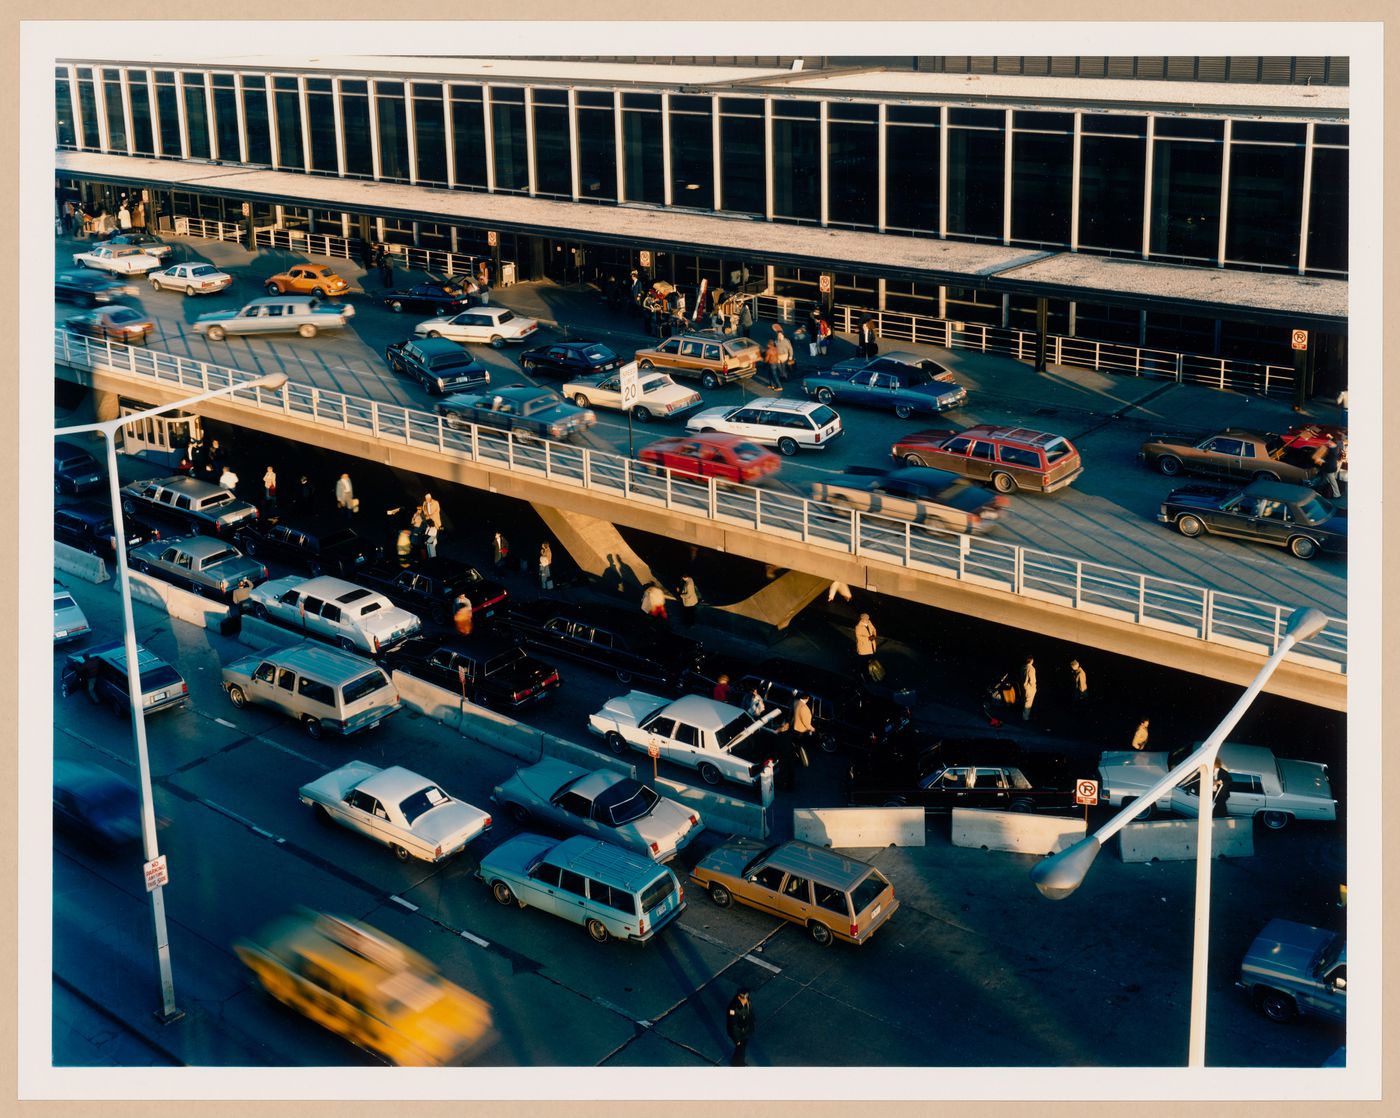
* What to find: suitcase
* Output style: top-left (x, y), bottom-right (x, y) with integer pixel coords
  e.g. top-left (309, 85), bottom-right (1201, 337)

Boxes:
top-left (865, 659), bottom-right (886, 683)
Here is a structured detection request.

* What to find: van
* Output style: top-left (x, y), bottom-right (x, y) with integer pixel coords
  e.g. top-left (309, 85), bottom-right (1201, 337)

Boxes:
top-left (478, 833), bottom-right (685, 945)
top-left (691, 838), bottom-right (899, 946)
top-left (221, 641), bottom-right (401, 740)
top-left (60, 640), bottom-right (189, 719)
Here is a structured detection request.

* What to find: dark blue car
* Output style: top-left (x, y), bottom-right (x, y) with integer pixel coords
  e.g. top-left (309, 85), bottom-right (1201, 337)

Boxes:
top-left (1159, 479), bottom-right (1346, 560)
top-left (803, 351), bottom-right (968, 418)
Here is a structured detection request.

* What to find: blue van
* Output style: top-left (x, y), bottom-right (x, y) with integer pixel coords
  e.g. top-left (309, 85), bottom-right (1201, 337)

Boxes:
top-left (478, 833), bottom-right (684, 944)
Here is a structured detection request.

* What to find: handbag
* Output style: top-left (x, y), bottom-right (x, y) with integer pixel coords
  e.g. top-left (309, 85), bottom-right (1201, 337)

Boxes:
top-left (796, 743), bottom-right (810, 768)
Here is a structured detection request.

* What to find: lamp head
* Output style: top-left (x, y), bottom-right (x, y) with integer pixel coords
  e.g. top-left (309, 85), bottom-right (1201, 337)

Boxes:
top-left (254, 372), bottom-right (289, 391)
top-left (1029, 836), bottom-right (1103, 901)
top-left (1285, 607), bottom-right (1328, 644)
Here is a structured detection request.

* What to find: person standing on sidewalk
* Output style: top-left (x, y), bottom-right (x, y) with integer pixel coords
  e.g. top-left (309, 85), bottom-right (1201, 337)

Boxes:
top-left (738, 299), bottom-right (754, 337)
top-left (640, 582), bottom-right (668, 623)
top-left (262, 466), bottom-right (278, 505)
top-left (423, 520), bottom-right (439, 559)
top-left (492, 530), bottom-right (510, 571)
top-left (854, 613), bottom-right (878, 673)
top-left (763, 338), bottom-right (783, 391)
top-left (421, 492), bottom-right (442, 529)
top-left (676, 574), bottom-right (700, 626)
top-left (806, 308), bottom-right (824, 358)
top-left (859, 317), bottom-right (879, 360)
top-left (772, 324), bottom-right (794, 382)
top-left (791, 692), bottom-right (816, 766)
top-left (1019, 656), bottom-right (1037, 722)
top-left (335, 472), bottom-right (356, 518)
top-left (1315, 437), bottom-right (1342, 498)
top-left (726, 989), bottom-right (755, 1067)
top-left (1068, 658), bottom-right (1088, 704)
top-left (538, 542), bottom-right (554, 590)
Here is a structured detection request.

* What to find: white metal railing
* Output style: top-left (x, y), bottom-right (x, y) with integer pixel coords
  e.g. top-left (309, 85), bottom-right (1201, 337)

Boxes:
top-left (171, 216), bottom-right (245, 244)
top-left (749, 294), bottom-right (1296, 399)
top-left (54, 330), bottom-right (1347, 675)
top-left (241, 227), bottom-right (515, 285)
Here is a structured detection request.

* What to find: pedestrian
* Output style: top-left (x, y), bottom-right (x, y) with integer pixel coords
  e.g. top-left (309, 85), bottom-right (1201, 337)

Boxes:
top-left (298, 474), bottom-right (315, 508)
top-left (538, 542), bottom-right (554, 590)
top-left (763, 337), bottom-right (783, 391)
top-left (806, 308), bottom-right (824, 358)
top-left (1211, 760), bottom-right (1233, 818)
top-left (791, 692), bottom-right (815, 763)
top-left (1131, 719), bottom-right (1150, 751)
top-left (218, 464), bottom-right (239, 492)
top-left (827, 579), bottom-right (852, 604)
top-left (335, 472), bottom-right (356, 517)
top-left (396, 526), bottom-right (413, 565)
top-left (743, 686), bottom-right (765, 719)
top-left (1019, 656), bottom-right (1037, 722)
top-left (640, 582), bottom-right (668, 622)
top-left (492, 530), bottom-right (510, 571)
top-left (859, 317), bottom-right (879, 360)
top-left (452, 593), bottom-right (473, 636)
top-left (772, 324), bottom-right (794, 382)
top-left (712, 673), bottom-right (731, 704)
top-left (118, 202), bottom-right (132, 231)
top-left (203, 437), bottom-right (224, 479)
top-left (738, 299), bottom-right (754, 337)
top-left (817, 313), bottom-right (832, 356)
top-left (1315, 437), bottom-right (1342, 498)
top-left (1068, 658), bottom-right (1088, 703)
top-left (854, 613), bottom-right (878, 672)
top-left (726, 988), bottom-right (755, 1067)
top-left (70, 654), bottom-right (100, 702)
top-left (676, 574), bottom-right (699, 626)
top-left (262, 465), bottom-right (278, 504)
top-left (230, 577), bottom-right (254, 618)
top-left (423, 519), bottom-right (439, 559)
top-left (421, 492), bottom-right (442, 528)
top-left (379, 254), bottom-right (393, 289)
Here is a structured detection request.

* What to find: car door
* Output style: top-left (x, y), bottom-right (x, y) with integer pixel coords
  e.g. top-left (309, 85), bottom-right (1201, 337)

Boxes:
top-left (299, 595), bottom-right (329, 638)
top-left (646, 337), bottom-right (682, 370)
top-left (1251, 499), bottom-right (1296, 548)
top-left (741, 862), bottom-right (790, 917)
top-left (246, 660), bottom-right (280, 704)
top-left (967, 768), bottom-right (1012, 809)
top-left (776, 873), bottom-right (816, 927)
top-left (341, 788), bottom-right (384, 839)
top-left (871, 478), bottom-right (920, 522)
top-left (1226, 770), bottom-right (1269, 818)
top-left (967, 440), bottom-right (998, 483)
top-left (1202, 493), bottom-right (1258, 540)
top-left (552, 788), bottom-right (597, 839)
top-left (846, 369), bottom-right (879, 405)
top-left (640, 714), bottom-right (677, 761)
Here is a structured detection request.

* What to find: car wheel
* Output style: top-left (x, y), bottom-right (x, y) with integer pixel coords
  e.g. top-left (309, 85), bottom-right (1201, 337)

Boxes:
top-left (1253, 470), bottom-right (1280, 482)
top-left (1288, 535), bottom-right (1319, 560)
top-left (77, 259), bottom-right (87, 268)
top-left (490, 335), bottom-right (505, 349)
top-left (298, 323), bottom-right (318, 339)
top-left (1260, 810), bottom-right (1292, 830)
top-left (390, 844), bottom-right (411, 863)
top-left (227, 685), bottom-right (247, 708)
top-left (314, 804), bottom-right (334, 827)
top-left (700, 371), bottom-right (719, 390)
top-left (807, 921), bottom-right (834, 947)
top-left (585, 918), bottom-right (610, 944)
top-left (427, 330), bottom-right (442, 339)
top-left (631, 406), bottom-right (652, 423)
top-left (1257, 989), bottom-right (1298, 1023)
top-left (639, 359), bottom-right (655, 371)
top-left (491, 880), bottom-right (516, 906)
top-left (1124, 797), bottom-right (1155, 821)
top-left (991, 472), bottom-right (1017, 494)
top-left (708, 882), bottom-right (732, 908)
top-left (507, 802), bottom-right (531, 825)
top-left (1157, 455), bottom-right (1183, 477)
top-left (247, 601), bottom-right (268, 620)
top-left (243, 539), bottom-right (260, 556)
top-left (615, 668), bottom-right (633, 684)
top-left (206, 325), bottom-right (225, 341)
top-left (303, 717), bottom-right (324, 740)
top-left (185, 286), bottom-right (196, 297)
top-left (573, 393), bottom-right (591, 408)
top-left (605, 731), bottom-right (628, 756)
top-left (389, 300), bottom-right (404, 313)
top-left (883, 795), bottom-right (908, 807)
top-left (148, 277), bottom-right (161, 291)
top-left (338, 637), bottom-right (357, 653)
top-left (135, 559), bottom-right (153, 575)
top-left (903, 453), bottom-right (927, 468)
top-left (1009, 798), bottom-right (1035, 813)
top-left (818, 733), bottom-right (838, 754)
top-left (698, 762), bottom-right (722, 786)
top-left (895, 404), bottom-right (914, 420)
top-left (1176, 514), bottom-right (1205, 539)
top-left (777, 437), bottom-right (799, 457)
top-left (311, 287), bottom-right (325, 298)
top-left (264, 282), bottom-right (280, 295)
top-left (815, 387), bottom-right (835, 403)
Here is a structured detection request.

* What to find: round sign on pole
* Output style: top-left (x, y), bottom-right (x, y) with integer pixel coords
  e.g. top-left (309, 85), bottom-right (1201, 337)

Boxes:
top-left (639, 250), bottom-right (652, 269)
top-left (1291, 329), bottom-right (1308, 351)
top-left (818, 273), bottom-right (832, 293)
top-left (647, 739), bottom-right (661, 760)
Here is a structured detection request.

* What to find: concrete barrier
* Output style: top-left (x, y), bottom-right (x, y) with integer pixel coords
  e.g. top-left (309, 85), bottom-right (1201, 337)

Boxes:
top-left (951, 808), bottom-right (1087, 855)
top-left (126, 571), bottom-right (231, 632)
top-left (794, 807), bottom-right (924, 848)
top-left (55, 543), bottom-right (109, 584)
top-left (1118, 817), bottom-right (1254, 862)
top-left (236, 616), bottom-right (300, 652)
top-left (656, 776), bottom-right (768, 841)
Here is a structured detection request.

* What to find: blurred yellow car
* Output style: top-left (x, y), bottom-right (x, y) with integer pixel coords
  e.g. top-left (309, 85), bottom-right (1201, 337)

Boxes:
top-left (234, 907), bottom-right (494, 1066)
top-left (264, 263), bottom-right (351, 298)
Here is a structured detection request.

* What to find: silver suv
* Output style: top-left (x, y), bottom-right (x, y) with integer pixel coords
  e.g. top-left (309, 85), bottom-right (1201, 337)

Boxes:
top-left (1238, 919), bottom-right (1346, 1025)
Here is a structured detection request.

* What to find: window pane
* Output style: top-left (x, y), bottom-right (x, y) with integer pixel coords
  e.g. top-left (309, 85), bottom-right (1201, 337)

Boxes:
top-left (492, 94), bottom-right (529, 192)
top-left (1011, 131), bottom-right (1071, 245)
top-left (76, 77), bottom-right (100, 149)
top-left (342, 91), bottom-right (372, 176)
top-left (1150, 138), bottom-right (1222, 259)
top-left (451, 91), bottom-right (487, 188)
top-left (622, 104), bottom-right (663, 204)
top-left (414, 91), bottom-right (447, 185)
top-left (772, 117), bottom-right (819, 221)
top-left (104, 76), bottom-right (127, 153)
top-left (719, 114), bottom-right (764, 215)
top-left (274, 87), bottom-right (303, 168)
top-left (1078, 134), bottom-right (1145, 251)
top-left (1225, 142), bottom-right (1303, 267)
top-left (128, 74), bottom-right (153, 155)
top-left (55, 77), bottom-right (76, 147)
top-left (533, 103), bottom-right (570, 197)
top-left (827, 119), bottom-right (876, 227)
top-left (885, 122), bottom-right (938, 233)
top-left (1306, 145), bottom-right (1347, 273)
top-left (182, 74), bottom-right (209, 159)
top-left (577, 102), bottom-right (616, 201)
top-left (212, 86), bottom-right (240, 162)
top-left (669, 103), bottom-right (713, 208)
top-left (947, 126), bottom-right (1004, 238)
top-left (376, 85), bottom-right (409, 182)
top-left (242, 80), bottom-right (271, 164)
top-left (307, 89), bottom-right (337, 173)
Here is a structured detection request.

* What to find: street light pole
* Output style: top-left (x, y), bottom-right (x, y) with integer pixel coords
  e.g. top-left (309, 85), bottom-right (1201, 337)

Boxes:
top-left (55, 371), bottom-right (287, 1024)
top-left (1029, 605), bottom-right (1328, 1066)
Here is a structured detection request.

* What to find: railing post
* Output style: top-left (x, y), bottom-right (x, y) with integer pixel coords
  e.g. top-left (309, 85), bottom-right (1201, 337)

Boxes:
top-left (1202, 589), bottom-right (1214, 641)
top-left (1138, 576), bottom-right (1147, 621)
top-left (753, 486), bottom-right (761, 528)
top-left (849, 509), bottom-right (858, 555)
top-left (581, 447), bottom-right (591, 489)
top-left (1014, 547), bottom-right (1024, 591)
top-left (1134, 347), bottom-right (1141, 376)
top-left (904, 521), bottom-right (911, 566)
top-left (708, 477), bottom-right (718, 520)
top-left (980, 326), bottom-right (987, 354)
top-left (1074, 562), bottom-right (1082, 607)
top-left (945, 319), bottom-right (953, 349)
top-left (370, 401), bottom-right (380, 438)
top-left (543, 441), bottom-right (552, 480)
top-left (1272, 606), bottom-right (1284, 652)
top-left (1054, 335), bottom-right (1062, 366)
top-left (802, 499), bottom-right (809, 541)
top-left (1095, 340), bottom-right (1101, 370)
top-left (1219, 359), bottom-right (1227, 391)
top-left (1176, 353), bottom-right (1184, 384)
top-left (623, 458), bottom-right (632, 500)
top-left (341, 395), bottom-right (349, 429)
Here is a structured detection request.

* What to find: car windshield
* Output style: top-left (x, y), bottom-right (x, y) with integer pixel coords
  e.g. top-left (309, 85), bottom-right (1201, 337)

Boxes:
top-left (640, 376), bottom-right (672, 394)
top-left (137, 663), bottom-right (182, 691)
top-left (724, 339), bottom-right (759, 355)
top-left (430, 353), bottom-right (475, 371)
top-left (109, 308), bottom-right (142, 323)
top-left (582, 345), bottom-right (617, 362)
top-left (190, 265), bottom-right (219, 277)
top-left (595, 779), bottom-right (660, 826)
top-left (1043, 437), bottom-right (1072, 463)
top-left (1294, 494), bottom-right (1334, 523)
top-left (740, 844), bottom-right (782, 877)
top-left (202, 492), bottom-right (232, 506)
top-left (809, 405), bottom-right (839, 427)
top-left (399, 783), bottom-right (450, 825)
top-left (733, 442), bottom-right (767, 462)
top-left (342, 670), bottom-right (391, 704)
top-left (483, 648), bottom-right (527, 674)
top-left (715, 712), bottom-right (756, 748)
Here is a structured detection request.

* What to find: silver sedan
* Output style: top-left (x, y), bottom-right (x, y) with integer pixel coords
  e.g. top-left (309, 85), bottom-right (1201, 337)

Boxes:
top-left (128, 535), bottom-right (267, 599)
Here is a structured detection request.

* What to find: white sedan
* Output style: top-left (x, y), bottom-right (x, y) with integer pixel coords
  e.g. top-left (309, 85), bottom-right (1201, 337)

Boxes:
top-left (299, 761), bottom-right (492, 863)
top-left (414, 305), bottom-right (540, 348)
top-left (561, 364), bottom-right (703, 423)
top-left (149, 261), bottom-right (233, 296)
top-left (72, 244), bottom-right (164, 275)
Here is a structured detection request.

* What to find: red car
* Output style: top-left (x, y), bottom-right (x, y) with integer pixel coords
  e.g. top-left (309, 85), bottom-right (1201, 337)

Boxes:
top-left (638, 433), bottom-right (781, 484)
top-left (1282, 423), bottom-right (1348, 480)
top-left (64, 305), bottom-right (155, 344)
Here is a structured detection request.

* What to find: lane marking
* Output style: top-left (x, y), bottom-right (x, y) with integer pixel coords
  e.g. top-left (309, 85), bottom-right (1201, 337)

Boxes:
top-left (459, 930), bottom-right (490, 948)
top-left (390, 895), bottom-right (419, 912)
top-left (743, 953), bottom-right (782, 974)
top-left (213, 717), bottom-right (237, 728)
top-left (203, 799), bottom-right (285, 843)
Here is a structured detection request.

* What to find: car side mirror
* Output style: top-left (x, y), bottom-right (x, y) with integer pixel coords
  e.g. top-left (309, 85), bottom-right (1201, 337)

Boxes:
top-left (1332, 976), bottom-right (1347, 991)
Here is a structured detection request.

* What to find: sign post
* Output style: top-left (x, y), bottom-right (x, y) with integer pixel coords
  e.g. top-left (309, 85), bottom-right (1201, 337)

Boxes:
top-left (619, 363), bottom-right (641, 458)
top-left (647, 737), bottom-right (660, 782)
top-left (1291, 328), bottom-right (1310, 412)
top-left (458, 664), bottom-right (468, 713)
top-left (1075, 778), bottom-right (1099, 827)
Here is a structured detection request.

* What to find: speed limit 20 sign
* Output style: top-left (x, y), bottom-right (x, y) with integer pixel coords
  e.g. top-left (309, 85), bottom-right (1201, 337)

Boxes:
top-left (1075, 779), bottom-right (1099, 806)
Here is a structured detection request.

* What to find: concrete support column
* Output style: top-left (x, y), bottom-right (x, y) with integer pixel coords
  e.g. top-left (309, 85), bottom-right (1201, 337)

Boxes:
top-left (93, 388), bottom-right (121, 424)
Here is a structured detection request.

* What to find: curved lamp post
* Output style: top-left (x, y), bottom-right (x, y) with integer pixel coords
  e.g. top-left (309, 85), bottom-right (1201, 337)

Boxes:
top-left (54, 371), bottom-right (288, 1023)
top-left (1030, 605), bottom-right (1328, 1066)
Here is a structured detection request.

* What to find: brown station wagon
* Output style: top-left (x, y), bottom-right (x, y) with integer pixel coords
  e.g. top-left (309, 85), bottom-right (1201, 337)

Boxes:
top-left (891, 424), bottom-right (1084, 494)
top-left (634, 330), bottom-right (762, 390)
top-left (691, 838), bottom-right (899, 946)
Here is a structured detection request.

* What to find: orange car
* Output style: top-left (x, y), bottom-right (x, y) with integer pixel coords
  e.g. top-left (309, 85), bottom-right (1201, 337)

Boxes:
top-left (638, 433), bottom-right (780, 484)
top-left (264, 264), bottom-right (351, 298)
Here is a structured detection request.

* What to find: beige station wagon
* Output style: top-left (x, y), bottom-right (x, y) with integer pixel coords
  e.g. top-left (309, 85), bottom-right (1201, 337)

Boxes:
top-left (635, 330), bottom-right (762, 390)
top-left (691, 838), bottom-right (899, 946)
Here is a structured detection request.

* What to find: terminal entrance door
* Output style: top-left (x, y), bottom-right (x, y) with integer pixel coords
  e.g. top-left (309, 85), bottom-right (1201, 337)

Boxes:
top-left (114, 405), bottom-right (202, 469)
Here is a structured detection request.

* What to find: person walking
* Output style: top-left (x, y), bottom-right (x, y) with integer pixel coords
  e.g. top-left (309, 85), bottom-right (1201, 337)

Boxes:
top-left (1019, 656), bottom-right (1037, 722)
top-left (817, 313), bottom-right (832, 357)
top-left (421, 492), bottom-right (442, 529)
top-left (738, 299), bottom-right (754, 337)
top-left (476, 260), bottom-right (492, 303)
top-left (772, 324), bottom-right (794, 382)
top-left (1211, 760), bottom-right (1233, 818)
top-left (538, 542), bottom-right (554, 590)
top-left (712, 673), bottom-right (731, 703)
top-left (230, 577), bottom-right (255, 619)
top-left (854, 613), bottom-right (879, 674)
top-left (218, 464), bottom-right (239, 493)
top-left (492, 530), bottom-right (510, 572)
top-left (791, 692), bottom-right (816, 767)
top-left (203, 438), bottom-right (224, 480)
top-left (1068, 659), bottom-right (1088, 703)
top-left (743, 686), bottom-right (765, 719)
top-left (806, 308), bottom-right (824, 358)
top-left (763, 337), bottom-right (783, 391)
top-left (676, 574), bottom-right (700, 626)
top-left (726, 988), bottom-right (755, 1067)
top-left (452, 593), bottom-right (474, 636)
top-left (859, 317), bottom-right (879, 360)
top-left (335, 472), bottom-right (356, 518)
top-left (640, 582), bottom-right (668, 622)
top-left (262, 466), bottom-right (278, 505)
top-left (377, 251), bottom-right (393, 289)
top-left (423, 520), bottom-right (439, 559)
top-left (1131, 719), bottom-right (1151, 751)
top-left (1315, 437), bottom-right (1342, 498)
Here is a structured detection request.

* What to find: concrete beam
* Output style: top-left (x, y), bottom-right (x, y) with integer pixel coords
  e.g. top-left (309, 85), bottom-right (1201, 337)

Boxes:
top-left (533, 504), bottom-right (658, 593)
top-left (716, 569), bottom-right (829, 632)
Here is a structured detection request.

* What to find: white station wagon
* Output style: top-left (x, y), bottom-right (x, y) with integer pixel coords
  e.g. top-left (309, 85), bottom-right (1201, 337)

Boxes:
top-left (149, 261), bottom-right (233, 296)
top-left (72, 244), bottom-right (164, 275)
top-left (414, 305), bottom-right (539, 348)
top-left (245, 574), bottom-right (422, 656)
top-left (686, 398), bottom-right (843, 456)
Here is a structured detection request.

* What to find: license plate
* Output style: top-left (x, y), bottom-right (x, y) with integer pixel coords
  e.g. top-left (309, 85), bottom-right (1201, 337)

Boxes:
top-left (872, 904), bottom-right (882, 918)
top-left (55, 629), bottom-right (69, 639)
top-left (149, 691), bottom-right (168, 704)
top-left (369, 720), bottom-right (380, 730)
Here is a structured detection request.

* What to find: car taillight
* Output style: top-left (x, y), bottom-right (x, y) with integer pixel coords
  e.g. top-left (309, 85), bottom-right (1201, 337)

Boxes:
top-left (850, 923), bottom-right (860, 938)
top-left (373, 636), bottom-right (381, 653)
top-left (650, 841), bottom-right (660, 854)
top-left (542, 671), bottom-right (559, 687)
top-left (677, 883), bottom-right (684, 903)
top-left (512, 687), bottom-right (534, 703)
top-left (261, 566), bottom-right (269, 579)
top-left (181, 683), bottom-right (189, 694)
top-left (688, 814), bottom-right (698, 826)
top-left (109, 535), bottom-right (118, 550)
top-left (435, 844), bottom-right (443, 859)
top-left (483, 815), bottom-right (492, 829)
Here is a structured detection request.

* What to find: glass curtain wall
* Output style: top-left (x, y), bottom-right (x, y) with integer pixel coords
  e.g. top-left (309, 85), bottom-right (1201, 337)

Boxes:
top-left (719, 98), bottom-right (764, 216)
top-left (376, 81), bottom-right (410, 183)
top-left (412, 82), bottom-right (447, 186)
top-left (771, 100), bottom-right (819, 222)
top-left (1077, 114), bottom-right (1145, 253)
top-left (341, 80), bottom-right (372, 177)
top-left (211, 73), bottom-right (240, 162)
top-left (1224, 120), bottom-right (1304, 270)
top-left (55, 69), bottom-right (76, 147)
top-left (241, 74), bottom-right (272, 164)
top-left (491, 86), bottom-right (529, 192)
top-left (450, 85), bottom-right (487, 189)
top-left (306, 77), bottom-right (338, 174)
top-left (128, 72), bottom-right (154, 155)
top-left (1011, 111), bottom-right (1072, 246)
top-left (946, 108), bottom-right (1004, 240)
top-left (181, 72), bottom-right (210, 159)
top-left (532, 88), bottom-right (571, 198)
top-left (884, 105), bottom-right (938, 234)
top-left (575, 90), bottom-right (616, 202)
top-left (75, 68), bottom-right (100, 149)
top-left (154, 70), bottom-right (180, 157)
top-left (667, 94), bottom-right (713, 209)
top-left (272, 76), bottom-right (303, 169)
top-left (621, 92), bottom-right (663, 204)
top-left (1149, 117), bottom-right (1223, 262)
top-left (827, 102), bottom-right (877, 228)
top-left (102, 69), bottom-right (127, 154)
top-left (1307, 124), bottom-right (1347, 275)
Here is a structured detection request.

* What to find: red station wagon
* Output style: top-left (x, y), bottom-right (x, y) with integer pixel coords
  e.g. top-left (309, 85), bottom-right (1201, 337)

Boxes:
top-left (891, 424), bottom-right (1084, 494)
top-left (638, 433), bottom-right (781, 484)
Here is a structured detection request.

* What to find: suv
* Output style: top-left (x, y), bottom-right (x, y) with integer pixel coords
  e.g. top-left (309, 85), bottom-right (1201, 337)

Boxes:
top-left (635, 330), bottom-right (762, 390)
top-left (244, 575), bottom-right (423, 656)
top-left (384, 633), bottom-right (561, 710)
top-left (54, 441), bottom-right (105, 495)
top-left (892, 424), bottom-right (1084, 494)
top-left (686, 398), bottom-right (843, 456)
top-left (1238, 919), bottom-right (1346, 1025)
top-left (384, 338), bottom-right (491, 396)
top-left (60, 640), bottom-right (189, 719)
top-left (236, 516), bottom-right (383, 577)
top-left (119, 476), bottom-right (259, 537)
top-left (55, 500), bottom-right (161, 559)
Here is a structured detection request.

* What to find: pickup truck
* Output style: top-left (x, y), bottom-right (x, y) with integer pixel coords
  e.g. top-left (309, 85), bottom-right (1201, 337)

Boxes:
top-left (808, 465), bottom-right (1008, 533)
top-left (193, 295), bottom-right (355, 341)
top-left (1237, 919), bottom-right (1346, 1024)
top-left (436, 385), bottom-right (596, 442)
top-left (588, 692), bottom-right (781, 786)
top-left (355, 557), bottom-right (508, 625)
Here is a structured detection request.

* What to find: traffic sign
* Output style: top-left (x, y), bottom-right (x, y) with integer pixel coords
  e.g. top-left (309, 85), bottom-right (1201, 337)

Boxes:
top-left (144, 854), bottom-right (169, 892)
top-left (639, 250), bottom-right (652, 269)
top-left (487, 230), bottom-right (498, 247)
top-left (1291, 329), bottom-right (1308, 351)
top-left (818, 273), bottom-right (833, 293)
top-left (619, 364), bottom-right (641, 410)
top-left (646, 738), bottom-right (661, 760)
top-left (1075, 779), bottom-right (1099, 806)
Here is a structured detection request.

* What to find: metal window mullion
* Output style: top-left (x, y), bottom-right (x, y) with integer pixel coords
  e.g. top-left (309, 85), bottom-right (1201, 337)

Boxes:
top-left (64, 65), bottom-right (81, 149)
top-left (204, 71), bottom-right (215, 157)
top-left (1070, 112), bottom-right (1082, 251)
top-left (174, 74), bottom-right (190, 160)
top-left (1141, 116), bottom-right (1155, 259)
top-left (612, 94), bottom-right (624, 202)
top-left (938, 106), bottom-right (948, 238)
top-left (567, 88), bottom-right (580, 200)
top-left (819, 100), bottom-right (829, 227)
top-left (710, 95), bottom-right (723, 212)
top-left (764, 99), bottom-right (774, 220)
top-left (120, 70), bottom-right (134, 154)
top-left (524, 87), bottom-right (537, 196)
top-left (368, 80), bottom-right (382, 181)
top-left (265, 81), bottom-right (277, 170)
top-left (443, 85), bottom-right (456, 189)
top-left (661, 92), bottom-right (673, 206)
top-left (1002, 108), bottom-right (1013, 245)
top-left (93, 71), bottom-right (111, 151)
top-left (145, 69), bottom-right (163, 157)
top-left (332, 78), bottom-right (346, 176)
top-left (298, 76), bottom-right (312, 174)
top-left (1216, 119), bottom-right (1231, 267)
top-left (233, 73), bottom-right (248, 163)
top-left (405, 85), bottom-right (419, 184)
top-left (876, 103), bottom-right (887, 231)
top-left (483, 85), bottom-right (496, 192)
top-left (1298, 122), bottom-right (1315, 274)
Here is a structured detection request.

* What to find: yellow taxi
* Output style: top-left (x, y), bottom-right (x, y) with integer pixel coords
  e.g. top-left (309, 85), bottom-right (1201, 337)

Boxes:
top-left (264, 264), bottom-right (351, 298)
top-left (234, 907), bottom-right (494, 1066)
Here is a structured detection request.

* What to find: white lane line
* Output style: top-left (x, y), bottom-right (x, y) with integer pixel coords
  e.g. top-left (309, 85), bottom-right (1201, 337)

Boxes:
top-left (743, 953), bottom-right (782, 974)
top-left (390, 895), bottom-right (419, 912)
top-left (213, 717), bottom-right (237, 728)
top-left (459, 930), bottom-right (490, 948)
top-left (203, 799), bottom-right (285, 843)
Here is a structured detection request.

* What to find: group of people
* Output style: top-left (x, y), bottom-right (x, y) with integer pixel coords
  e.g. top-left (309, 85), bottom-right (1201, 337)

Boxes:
top-left (62, 193), bottom-right (145, 239)
top-left (393, 492), bottom-right (444, 562)
top-left (639, 574), bottom-right (701, 627)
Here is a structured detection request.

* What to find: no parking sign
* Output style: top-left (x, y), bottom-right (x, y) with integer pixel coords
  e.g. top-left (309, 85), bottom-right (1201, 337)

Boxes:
top-left (1075, 779), bottom-right (1099, 806)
